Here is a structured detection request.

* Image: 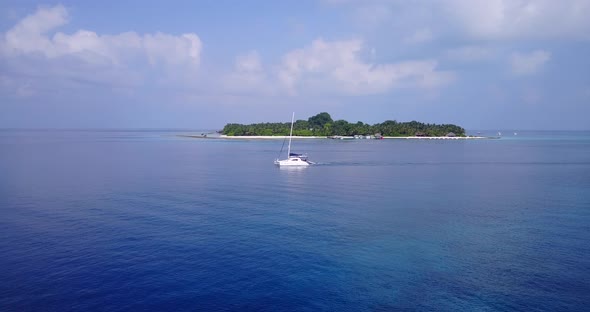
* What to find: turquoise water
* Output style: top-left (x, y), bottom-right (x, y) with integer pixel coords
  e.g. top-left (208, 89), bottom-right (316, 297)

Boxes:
top-left (1, 130), bottom-right (589, 311)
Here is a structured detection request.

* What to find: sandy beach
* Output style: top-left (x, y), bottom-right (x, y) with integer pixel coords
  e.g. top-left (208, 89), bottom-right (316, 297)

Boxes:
top-left (181, 135), bottom-right (494, 140)
top-left (382, 136), bottom-right (492, 140)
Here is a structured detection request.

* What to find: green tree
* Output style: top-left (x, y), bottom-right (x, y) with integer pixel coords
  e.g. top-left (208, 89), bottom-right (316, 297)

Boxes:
top-left (308, 112), bottom-right (333, 130)
top-left (221, 113), bottom-right (465, 137)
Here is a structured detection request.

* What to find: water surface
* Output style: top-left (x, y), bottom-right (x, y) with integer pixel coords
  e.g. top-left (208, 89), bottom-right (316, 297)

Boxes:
top-left (1, 130), bottom-right (588, 311)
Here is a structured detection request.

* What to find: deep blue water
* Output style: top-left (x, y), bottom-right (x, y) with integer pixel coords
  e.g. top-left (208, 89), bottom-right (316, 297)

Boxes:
top-left (1, 130), bottom-right (589, 311)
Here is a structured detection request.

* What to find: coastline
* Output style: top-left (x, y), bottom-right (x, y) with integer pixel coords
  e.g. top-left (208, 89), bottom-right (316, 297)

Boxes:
top-left (180, 135), bottom-right (496, 140)
top-left (383, 136), bottom-right (493, 140)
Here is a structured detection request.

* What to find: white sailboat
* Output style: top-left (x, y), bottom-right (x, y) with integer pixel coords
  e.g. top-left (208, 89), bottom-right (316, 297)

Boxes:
top-left (274, 112), bottom-right (313, 166)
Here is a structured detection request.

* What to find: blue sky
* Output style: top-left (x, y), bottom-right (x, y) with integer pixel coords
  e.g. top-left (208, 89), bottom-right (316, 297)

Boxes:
top-left (1, 0), bottom-right (589, 130)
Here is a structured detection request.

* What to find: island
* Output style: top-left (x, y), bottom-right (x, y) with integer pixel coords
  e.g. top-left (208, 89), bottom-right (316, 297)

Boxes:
top-left (221, 112), bottom-right (467, 138)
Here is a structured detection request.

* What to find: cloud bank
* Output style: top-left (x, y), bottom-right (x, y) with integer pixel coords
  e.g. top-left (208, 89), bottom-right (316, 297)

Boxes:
top-left (1, 5), bottom-right (456, 99)
top-left (2, 5), bottom-right (202, 65)
top-left (1, 5), bottom-right (202, 96)
top-left (276, 38), bottom-right (453, 95)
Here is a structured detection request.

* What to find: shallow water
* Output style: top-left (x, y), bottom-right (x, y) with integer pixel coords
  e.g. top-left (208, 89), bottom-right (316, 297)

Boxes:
top-left (1, 130), bottom-right (589, 311)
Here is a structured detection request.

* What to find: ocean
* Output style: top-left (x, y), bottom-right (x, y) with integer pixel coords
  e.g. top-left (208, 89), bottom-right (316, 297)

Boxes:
top-left (1, 130), bottom-right (589, 311)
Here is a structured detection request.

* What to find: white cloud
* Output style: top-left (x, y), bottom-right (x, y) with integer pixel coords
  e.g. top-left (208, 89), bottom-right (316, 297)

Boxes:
top-left (222, 51), bottom-right (275, 95)
top-left (276, 38), bottom-right (453, 95)
top-left (235, 51), bottom-right (263, 72)
top-left (3, 5), bottom-right (69, 55)
top-left (220, 39), bottom-right (455, 97)
top-left (0, 5), bottom-right (202, 95)
top-left (510, 50), bottom-right (551, 75)
top-left (2, 5), bottom-right (202, 65)
top-left (142, 33), bottom-right (201, 67)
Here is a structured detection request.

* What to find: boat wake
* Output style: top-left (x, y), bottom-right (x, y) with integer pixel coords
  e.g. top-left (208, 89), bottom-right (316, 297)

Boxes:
top-left (310, 161), bottom-right (384, 166)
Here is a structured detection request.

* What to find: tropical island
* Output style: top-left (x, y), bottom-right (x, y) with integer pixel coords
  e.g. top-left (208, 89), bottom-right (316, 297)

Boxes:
top-left (221, 112), bottom-right (466, 137)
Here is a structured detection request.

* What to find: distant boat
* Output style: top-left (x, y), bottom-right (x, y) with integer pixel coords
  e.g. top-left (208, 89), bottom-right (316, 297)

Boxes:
top-left (329, 135), bottom-right (354, 140)
top-left (274, 113), bottom-right (314, 166)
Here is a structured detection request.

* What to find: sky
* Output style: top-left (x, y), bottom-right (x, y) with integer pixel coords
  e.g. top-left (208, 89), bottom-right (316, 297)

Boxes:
top-left (1, 0), bottom-right (589, 130)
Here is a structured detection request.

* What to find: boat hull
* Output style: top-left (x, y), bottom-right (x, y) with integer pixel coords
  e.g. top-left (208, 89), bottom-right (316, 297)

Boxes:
top-left (274, 157), bottom-right (311, 166)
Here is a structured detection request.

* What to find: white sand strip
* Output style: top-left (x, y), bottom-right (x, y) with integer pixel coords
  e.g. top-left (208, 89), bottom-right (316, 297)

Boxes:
top-left (220, 135), bottom-right (494, 140)
top-left (383, 136), bottom-right (491, 139)
top-left (182, 135), bottom-right (494, 140)
top-left (218, 135), bottom-right (324, 139)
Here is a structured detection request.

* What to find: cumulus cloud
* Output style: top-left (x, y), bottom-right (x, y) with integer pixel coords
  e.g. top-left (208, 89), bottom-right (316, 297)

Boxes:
top-left (276, 38), bottom-right (453, 95)
top-left (3, 5), bottom-right (69, 56)
top-left (2, 4), bottom-right (460, 101)
top-left (0, 5), bottom-right (202, 96)
top-left (510, 50), bottom-right (551, 75)
top-left (2, 5), bottom-right (202, 65)
top-left (235, 51), bottom-right (263, 72)
top-left (223, 51), bottom-right (275, 95)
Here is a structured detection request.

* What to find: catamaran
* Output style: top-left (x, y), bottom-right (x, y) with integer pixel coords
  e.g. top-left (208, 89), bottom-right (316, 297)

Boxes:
top-left (274, 112), bottom-right (314, 166)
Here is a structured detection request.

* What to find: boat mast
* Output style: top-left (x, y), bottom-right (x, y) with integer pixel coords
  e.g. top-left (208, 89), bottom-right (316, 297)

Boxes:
top-left (287, 112), bottom-right (294, 157)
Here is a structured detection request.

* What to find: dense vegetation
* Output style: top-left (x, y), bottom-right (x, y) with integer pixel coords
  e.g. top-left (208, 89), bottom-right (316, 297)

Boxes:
top-left (221, 112), bottom-right (465, 137)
